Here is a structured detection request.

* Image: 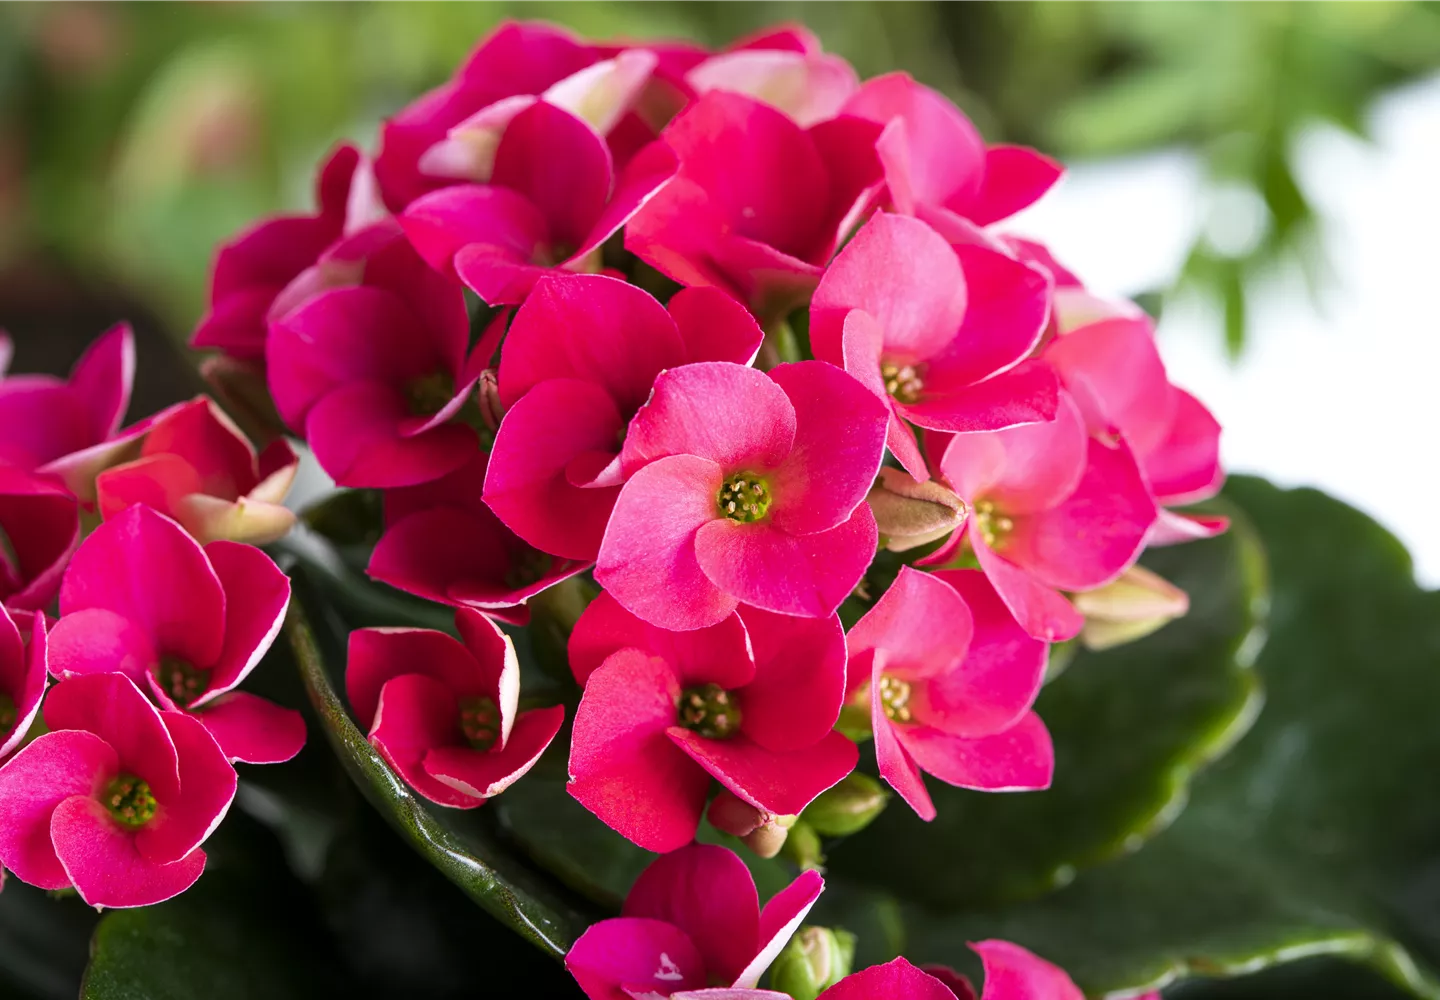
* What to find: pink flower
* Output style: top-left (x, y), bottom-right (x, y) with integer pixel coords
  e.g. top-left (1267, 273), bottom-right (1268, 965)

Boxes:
top-left (932, 391), bottom-right (1159, 642)
top-left (266, 223), bottom-right (483, 488)
top-left (0, 605), bottom-right (46, 760)
top-left (484, 274), bottom-right (762, 561)
top-left (816, 957), bottom-right (961, 1000)
top-left (841, 73), bottom-right (1062, 235)
top-left (819, 943), bottom-right (1128, 1000)
top-left (846, 566), bottom-right (1052, 821)
top-left (369, 450), bottom-right (590, 625)
top-left (46, 505), bottom-right (304, 766)
top-left (684, 35), bottom-right (858, 127)
top-left (96, 396), bottom-right (299, 545)
top-left (345, 609), bottom-right (564, 808)
top-left (810, 212), bottom-right (1058, 480)
top-left (565, 842), bottom-right (823, 998)
top-left (0, 466), bottom-right (79, 613)
top-left (567, 592), bottom-right (856, 852)
top-left (596, 361), bottom-right (888, 630)
top-left (626, 91), bottom-right (883, 318)
top-left (0, 672), bottom-right (236, 908)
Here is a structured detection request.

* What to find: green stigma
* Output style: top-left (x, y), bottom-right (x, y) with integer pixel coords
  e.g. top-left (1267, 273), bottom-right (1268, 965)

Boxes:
top-left (459, 697), bottom-right (500, 751)
top-left (973, 499), bottom-right (1015, 550)
top-left (157, 657), bottom-right (210, 706)
top-left (718, 473), bottom-right (771, 523)
top-left (405, 371), bottom-right (458, 417)
top-left (104, 774), bottom-right (158, 829)
top-left (881, 361), bottom-right (925, 404)
top-left (877, 674), bottom-right (913, 723)
top-left (677, 683), bottom-right (742, 739)
top-left (0, 692), bottom-right (16, 737)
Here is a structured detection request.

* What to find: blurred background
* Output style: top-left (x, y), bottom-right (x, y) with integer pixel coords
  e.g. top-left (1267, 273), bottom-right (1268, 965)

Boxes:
top-left (0, 0), bottom-right (1437, 573)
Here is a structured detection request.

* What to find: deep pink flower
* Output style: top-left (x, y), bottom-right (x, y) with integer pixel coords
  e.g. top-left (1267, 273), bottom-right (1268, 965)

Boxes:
top-left (0, 466), bottom-right (79, 613)
top-left (266, 223), bottom-right (483, 488)
top-left (0, 605), bottom-right (46, 760)
top-left (484, 274), bottom-right (763, 561)
top-left (345, 609), bottom-right (564, 808)
top-left (840, 73), bottom-right (1062, 235)
top-left (846, 566), bottom-right (1052, 821)
top-left (818, 944), bottom-right (1128, 1000)
top-left (817, 957), bottom-right (961, 1000)
top-left (96, 396), bottom-right (298, 545)
top-left (568, 592), bottom-right (856, 852)
top-left (626, 91), bottom-right (883, 318)
top-left (596, 361), bottom-right (887, 630)
top-left (0, 672), bottom-right (236, 908)
top-left (932, 391), bottom-right (1159, 642)
top-left (46, 505), bottom-right (303, 766)
top-left (811, 212), bottom-right (1057, 480)
top-left (565, 842), bottom-right (822, 998)
top-left (369, 450), bottom-right (589, 625)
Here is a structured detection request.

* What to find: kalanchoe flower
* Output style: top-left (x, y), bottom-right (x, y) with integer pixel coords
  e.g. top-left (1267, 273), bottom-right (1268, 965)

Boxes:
top-left (369, 451), bottom-right (589, 625)
top-left (0, 466), bottom-right (79, 613)
top-left (810, 213), bottom-right (1057, 480)
top-left (346, 608), bottom-right (564, 808)
top-left (46, 506), bottom-right (304, 766)
top-left (565, 842), bottom-right (822, 999)
top-left (814, 957), bottom-right (960, 1000)
top-left (96, 396), bottom-right (299, 545)
top-left (0, 672), bottom-right (236, 908)
top-left (932, 391), bottom-right (1159, 642)
top-left (0, 605), bottom-right (46, 760)
top-left (846, 566), bottom-right (1052, 821)
top-left (484, 274), bottom-right (763, 561)
top-left (596, 361), bottom-right (887, 630)
top-left (567, 591), bottom-right (856, 852)
top-left (266, 223), bottom-right (483, 488)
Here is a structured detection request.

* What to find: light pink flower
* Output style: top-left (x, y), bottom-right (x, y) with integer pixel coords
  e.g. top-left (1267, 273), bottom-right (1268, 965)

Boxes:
top-left (846, 566), bottom-right (1052, 821)
top-left (932, 391), bottom-right (1159, 642)
top-left (484, 274), bottom-right (762, 561)
top-left (596, 361), bottom-right (887, 630)
top-left (0, 672), bottom-right (236, 908)
top-left (684, 35), bottom-right (857, 127)
top-left (811, 212), bottom-right (1057, 479)
top-left (565, 842), bottom-right (822, 998)
top-left (345, 609), bottom-right (564, 809)
top-left (568, 592), bottom-right (856, 852)
top-left (46, 505), bottom-right (303, 766)
top-left (0, 466), bottom-right (79, 613)
top-left (0, 605), bottom-right (46, 760)
top-left (96, 396), bottom-right (298, 545)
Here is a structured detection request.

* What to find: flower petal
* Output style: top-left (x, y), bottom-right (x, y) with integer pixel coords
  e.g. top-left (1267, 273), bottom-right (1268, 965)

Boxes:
top-left (738, 607), bottom-right (847, 753)
top-left (565, 917), bottom-right (706, 1000)
top-left (897, 711), bottom-right (1054, 792)
top-left (369, 673), bottom-right (477, 809)
top-left (816, 957), bottom-right (959, 1000)
top-left (969, 145), bottom-right (1064, 226)
top-left (923, 244), bottom-right (1053, 390)
top-left (939, 390), bottom-right (1086, 514)
top-left (43, 673), bottom-right (181, 800)
top-left (668, 286), bottom-right (765, 367)
top-left (738, 868), bottom-right (825, 988)
top-left (200, 540), bottom-right (289, 703)
top-left (135, 712), bottom-right (235, 865)
top-left (399, 184), bottom-right (549, 286)
top-left (493, 101), bottom-right (613, 253)
top-left (871, 653), bottom-right (935, 821)
top-left (52, 796), bottom-right (207, 908)
top-left (668, 728), bottom-right (857, 817)
top-left (425, 703), bottom-right (564, 798)
top-left (972, 530), bottom-right (1083, 643)
top-left (569, 590), bottom-right (755, 690)
top-left (45, 608), bottom-right (156, 686)
top-left (345, 627), bottom-right (484, 729)
top-left (0, 730), bottom-right (117, 889)
top-left (903, 360), bottom-right (1059, 436)
top-left (195, 692), bottom-right (306, 765)
top-left (971, 939), bottom-right (1085, 1000)
top-left (305, 381), bottom-right (478, 489)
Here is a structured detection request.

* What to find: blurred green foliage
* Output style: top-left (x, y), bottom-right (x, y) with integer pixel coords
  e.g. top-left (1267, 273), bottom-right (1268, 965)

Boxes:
top-left (1, 1), bottom-right (1437, 354)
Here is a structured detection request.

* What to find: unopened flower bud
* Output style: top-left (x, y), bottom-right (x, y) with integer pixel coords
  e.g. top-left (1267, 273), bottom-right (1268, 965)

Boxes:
top-left (867, 468), bottom-right (967, 552)
top-left (801, 772), bottom-right (889, 837)
top-left (781, 819), bottom-right (824, 871)
top-left (1073, 565), bottom-right (1190, 650)
top-left (478, 368), bottom-right (505, 432)
top-left (707, 790), bottom-right (795, 858)
top-left (770, 926), bottom-right (857, 1000)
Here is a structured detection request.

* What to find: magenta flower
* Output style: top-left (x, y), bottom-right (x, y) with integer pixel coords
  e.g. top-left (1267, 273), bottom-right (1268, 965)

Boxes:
top-left (565, 842), bottom-right (823, 998)
top-left (816, 958), bottom-right (962, 1000)
top-left (266, 223), bottom-right (483, 488)
top-left (96, 396), bottom-right (299, 546)
top-left (369, 451), bottom-right (590, 625)
top-left (484, 274), bottom-right (762, 561)
top-left (0, 672), bottom-right (236, 907)
top-left (932, 391), bottom-right (1159, 642)
top-left (846, 566), bottom-right (1052, 821)
top-left (567, 591), bottom-right (856, 852)
top-left (0, 466), bottom-right (79, 613)
top-left (817, 943), bottom-right (1125, 1000)
top-left (0, 606), bottom-right (46, 761)
top-left (346, 609), bottom-right (564, 808)
top-left (841, 73), bottom-right (1062, 236)
top-left (46, 505), bottom-right (303, 766)
top-left (596, 361), bottom-right (887, 630)
top-left (811, 212), bottom-right (1058, 480)
top-left (626, 91), bottom-right (883, 318)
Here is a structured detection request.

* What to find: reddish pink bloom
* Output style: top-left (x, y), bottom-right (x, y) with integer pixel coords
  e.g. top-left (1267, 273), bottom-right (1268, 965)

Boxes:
top-left (0, 605), bottom-right (46, 760)
top-left (817, 958), bottom-right (961, 1000)
top-left (846, 566), bottom-right (1052, 821)
top-left (46, 506), bottom-right (303, 766)
top-left (626, 91), bottom-right (882, 318)
top-left (568, 592), bottom-right (856, 852)
top-left (266, 223), bottom-right (483, 488)
top-left (0, 466), bottom-right (79, 613)
top-left (933, 392), bottom-right (1158, 642)
top-left (346, 609), bottom-right (564, 808)
top-left (565, 842), bottom-right (822, 998)
top-left (369, 451), bottom-right (589, 625)
top-left (96, 396), bottom-right (298, 546)
top-left (484, 274), bottom-right (762, 561)
top-left (596, 361), bottom-right (887, 630)
top-left (841, 73), bottom-right (1062, 234)
top-left (811, 212), bottom-right (1057, 479)
top-left (0, 672), bottom-right (236, 908)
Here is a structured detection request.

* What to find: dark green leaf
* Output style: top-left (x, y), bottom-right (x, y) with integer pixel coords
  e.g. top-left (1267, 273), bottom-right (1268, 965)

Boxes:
top-left (0, 880), bottom-right (98, 1000)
